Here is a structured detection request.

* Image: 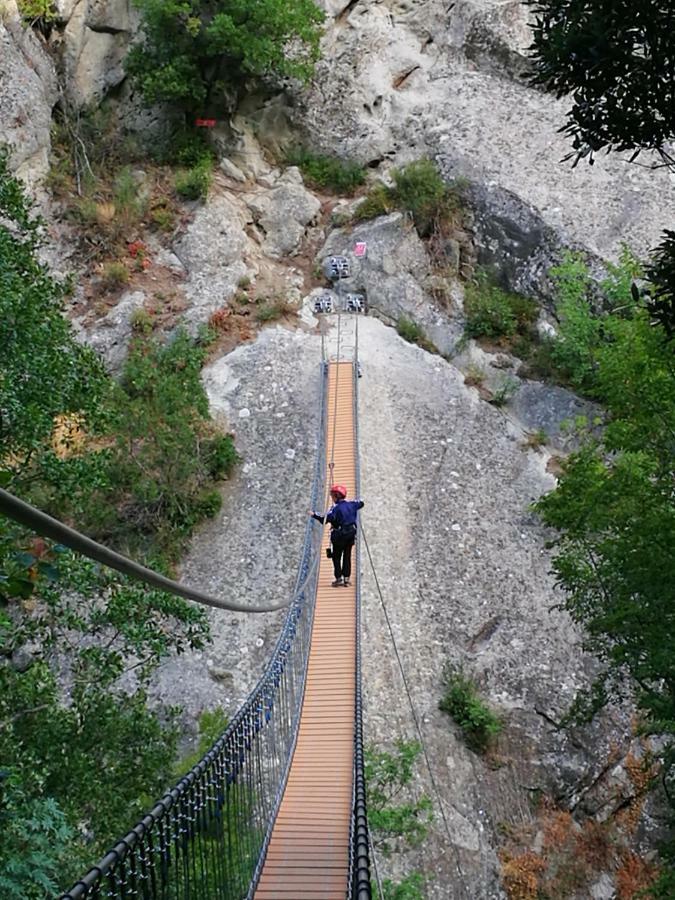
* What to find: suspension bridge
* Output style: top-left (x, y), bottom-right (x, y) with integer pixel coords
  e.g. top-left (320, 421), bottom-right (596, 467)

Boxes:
top-left (0, 305), bottom-right (374, 898)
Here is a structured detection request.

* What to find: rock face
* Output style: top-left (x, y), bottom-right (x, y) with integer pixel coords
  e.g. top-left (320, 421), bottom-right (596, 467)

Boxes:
top-left (149, 313), bottom-right (641, 898)
top-left (83, 289), bottom-right (146, 371)
top-left (61, 0), bottom-right (137, 107)
top-left (245, 167), bottom-right (321, 259)
top-left (286, 0), bottom-right (675, 291)
top-left (0, 8), bottom-right (58, 184)
top-left (174, 192), bottom-right (250, 331)
top-left (319, 212), bottom-right (464, 355)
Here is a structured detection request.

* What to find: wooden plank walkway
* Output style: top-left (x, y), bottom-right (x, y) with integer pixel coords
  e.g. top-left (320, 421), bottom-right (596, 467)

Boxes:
top-left (254, 361), bottom-right (357, 899)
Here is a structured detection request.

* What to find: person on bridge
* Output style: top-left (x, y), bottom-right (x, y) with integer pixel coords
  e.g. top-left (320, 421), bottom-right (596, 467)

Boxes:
top-left (310, 485), bottom-right (364, 587)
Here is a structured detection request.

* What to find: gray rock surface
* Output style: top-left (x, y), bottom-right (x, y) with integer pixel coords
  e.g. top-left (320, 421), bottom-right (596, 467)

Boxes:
top-left (245, 167), bottom-right (321, 258)
top-left (319, 212), bottom-right (465, 355)
top-left (83, 289), bottom-right (146, 371)
top-left (174, 192), bottom-right (249, 331)
top-left (62, 0), bottom-right (136, 107)
top-left (286, 0), bottom-right (675, 284)
top-left (150, 325), bottom-right (322, 728)
top-left (0, 9), bottom-right (57, 184)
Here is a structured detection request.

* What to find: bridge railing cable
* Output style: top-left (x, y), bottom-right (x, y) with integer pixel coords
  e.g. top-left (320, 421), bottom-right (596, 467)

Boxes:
top-left (350, 315), bottom-right (372, 900)
top-left (59, 361), bottom-right (329, 900)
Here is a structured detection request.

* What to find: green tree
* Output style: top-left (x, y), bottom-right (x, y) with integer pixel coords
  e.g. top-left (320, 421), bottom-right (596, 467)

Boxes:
top-left (534, 275), bottom-right (675, 892)
top-left (127, 0), bottom-right (325, 111)
top-left (526, 0), bottom-right (675, 338)
top-left (0, 149), bottom-right (110, 484)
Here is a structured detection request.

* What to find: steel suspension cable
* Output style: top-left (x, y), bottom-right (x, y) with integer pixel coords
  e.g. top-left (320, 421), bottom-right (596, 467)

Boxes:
top-left (360, 522), bottom-right (466, 881)
top-left (0, 487), bottom-right (298, 614)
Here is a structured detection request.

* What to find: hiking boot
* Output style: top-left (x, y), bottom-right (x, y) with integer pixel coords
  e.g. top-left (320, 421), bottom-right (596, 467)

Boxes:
top-left (332, 578), bottom-right (343, 587)
top-left (343, 579), bottom-right (351, 587)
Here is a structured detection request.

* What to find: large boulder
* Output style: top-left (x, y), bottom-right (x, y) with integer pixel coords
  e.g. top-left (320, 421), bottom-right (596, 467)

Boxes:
top-left (62, 0), bottom-right (137, 107)
top-left (0, 9), bottom-right (57, 184)
top-left (318, 211), bottom-right (464, 355)
top-left (174, 192), bottom-right (249, 331)
top-left (245, 167), bottom-right (321, 259)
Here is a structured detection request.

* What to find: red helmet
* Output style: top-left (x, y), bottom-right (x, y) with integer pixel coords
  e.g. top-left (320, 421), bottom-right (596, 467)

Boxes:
top-left (330, 484), bottom-right (347, 499)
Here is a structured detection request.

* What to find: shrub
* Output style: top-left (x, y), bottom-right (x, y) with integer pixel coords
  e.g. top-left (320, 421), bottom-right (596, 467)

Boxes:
top-left (464, 364), bottom-right (486, 387)
top-left (353, 160), bottom-right (462, 239)
top-left (175, 158), bottom-right (213, 201)
top-left (285, 148), bottom-right (366, 194)
top-left (101, 260), bottom-right (130, 291)
top-left (522, 428), bottom-right (549, 450)
top-left (17, 0), bottom-right (55, 22)
top-left (127, 0), bottom-right (325, 109)
top-left (489, 376), bottom-right (520, 408)
top-left (113, 166), bottom-right (146, 224)
top-left (353, 182), bottom-right (396, 221)
top-left (464, 276), bottom-right (537, 340)
top-left (391, 159), bottom-right (450, 236)
top-left (365, 740), bottom-right (433, 856)
top-left (150, 202), bottom-right (175, 232)
top-left (396, 315), bottom-right (436, 352)
top-left (129, 308), bottom-right (153, 334)
top-left (255, 297), bottom-right (293, 323)
top-left (439, 665), bottom-right (502, 753)
top-left (205, 434), bottom-right (239, 479)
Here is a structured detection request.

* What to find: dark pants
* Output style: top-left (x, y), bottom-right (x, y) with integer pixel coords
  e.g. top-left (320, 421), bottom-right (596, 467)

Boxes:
top-left (332, 537), bottom-right (354, 580)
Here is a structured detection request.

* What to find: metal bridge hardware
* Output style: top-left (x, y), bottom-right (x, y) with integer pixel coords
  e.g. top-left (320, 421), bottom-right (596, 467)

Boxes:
top-left (314, 293), bottom-right (334, 314)
top-left (323, 255), bottom-right (351, 280)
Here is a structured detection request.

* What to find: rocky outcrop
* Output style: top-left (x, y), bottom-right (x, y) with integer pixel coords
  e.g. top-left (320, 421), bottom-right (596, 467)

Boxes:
top-left (174, 192), bottom-right (250, 332)
top-left (318, 212), bottom-right (464, 355)
top-left (60, 0), bottom-right (137, 107)
top-left (284, 0), bottom-right (675, 293)
top-left (245, 167), bottom-right (321, 259)
top-left (0, 6), bottom-right (57, 184)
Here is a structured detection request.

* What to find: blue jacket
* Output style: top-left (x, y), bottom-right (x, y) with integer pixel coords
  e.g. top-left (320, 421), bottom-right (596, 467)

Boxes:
top-left (312, 499), bottom-right (364, 537)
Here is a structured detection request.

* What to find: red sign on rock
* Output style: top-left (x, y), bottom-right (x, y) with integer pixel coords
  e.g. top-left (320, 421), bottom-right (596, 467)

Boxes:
top-left (195, 118), bottom-right (217, 128)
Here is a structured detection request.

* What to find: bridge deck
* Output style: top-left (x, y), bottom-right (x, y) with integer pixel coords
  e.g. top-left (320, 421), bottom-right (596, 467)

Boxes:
top-left (255, 360), bottom-right (356, 899)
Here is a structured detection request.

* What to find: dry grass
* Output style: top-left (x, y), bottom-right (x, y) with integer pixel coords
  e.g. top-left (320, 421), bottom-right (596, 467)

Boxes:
top-left (500, 850), bottom-right (546, 900)
top-left (616, 850), bottom-right (658, 900)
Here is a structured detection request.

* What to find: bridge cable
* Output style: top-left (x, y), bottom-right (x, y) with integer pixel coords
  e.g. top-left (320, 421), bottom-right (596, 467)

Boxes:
top-left (0, 486), bottom-right (321, 616)
top-left (360, 520), bottom-right (467, 881)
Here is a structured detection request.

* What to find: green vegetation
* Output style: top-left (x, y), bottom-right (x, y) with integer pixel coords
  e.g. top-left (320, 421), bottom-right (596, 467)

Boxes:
top-left (0, 153), bottom-right (237, 892)
top-left (530, 252), bottom-right (675, 891)
top-left (488, 376), bottom-right (520, 408)
top-left (255, 297), bottom-right (294, 323)
top-left (174, 156), bottom-right (213, 201)
top-left (127, 0), bottom-right (325, 110)
top-left (464, 273), bottom-right (538, 342)
top-left (439, 665), bottom-right (502, 753)
top-left (285, 147), bottom-right (366, 195)
top-left (354, 159), bottom-right (462, 238)
top-left (366, 740), bottom-right (430, 899)
top-left (17, 0), bottom-right (55, 22)
top-left (101, 259), bottom-right (130, 291)
top-left (177, 708), bottom-right (230, 775)
top-left (396, 316), bottom-right (436, 353)
top-left (375, 873), bottom-right (426, 900)
top-left (527, 0), bottom-right (673, 169)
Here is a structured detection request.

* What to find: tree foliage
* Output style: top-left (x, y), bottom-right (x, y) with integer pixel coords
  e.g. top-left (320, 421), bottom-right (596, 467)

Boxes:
top-left (527, 1), bottom-right (675, 339)
top-left (127, 0), bottom-right (325, 110)
top-left (526, 1), bottom-right (675, 167)
top-left (0, 150), bottom-right (110, 479)
top-left (534, 256), bottom-right (675, 888)
top-left (0, 154), bottom-right (238, 891)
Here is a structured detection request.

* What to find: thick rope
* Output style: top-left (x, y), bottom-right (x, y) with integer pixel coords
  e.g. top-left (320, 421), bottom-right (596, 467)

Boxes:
top-left (0, 487), bottom-right (292, 614)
